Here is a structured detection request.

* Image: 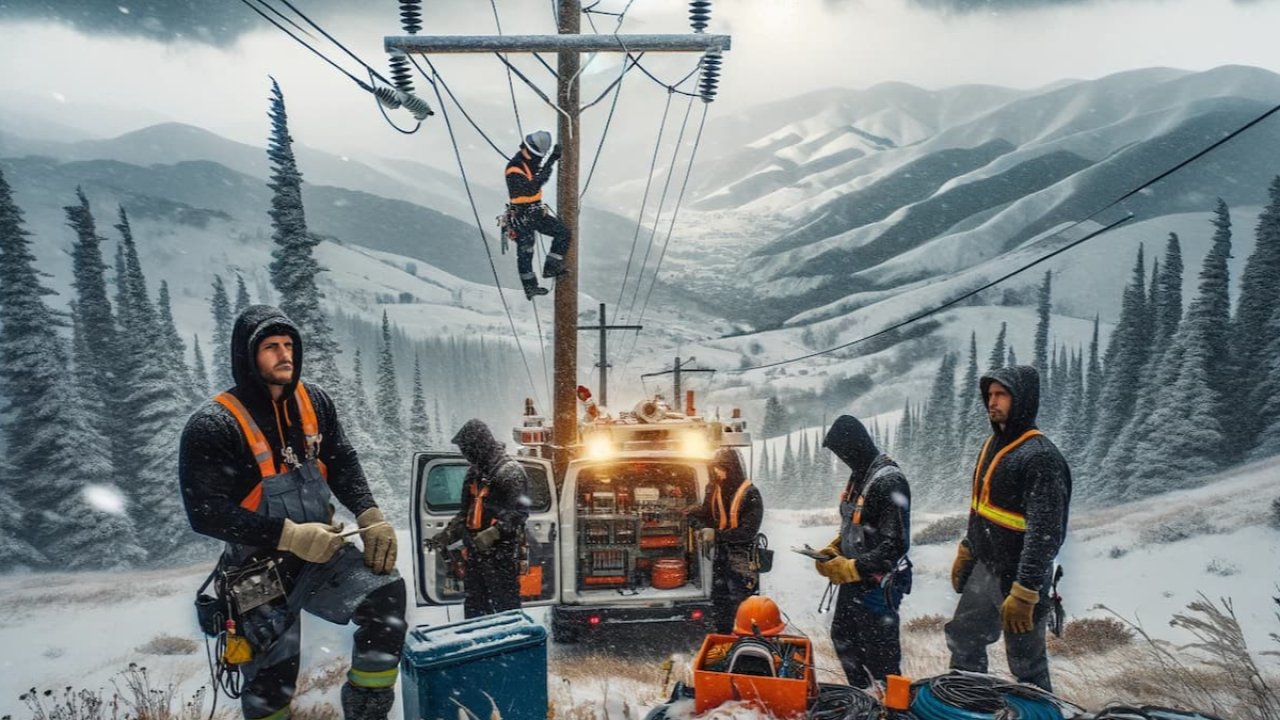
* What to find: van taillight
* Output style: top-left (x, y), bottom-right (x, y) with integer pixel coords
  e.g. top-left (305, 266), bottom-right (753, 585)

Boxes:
top-left (690, 609), bottom-right (704, 621)
top-left (589, 615), bottom-right (602, 626)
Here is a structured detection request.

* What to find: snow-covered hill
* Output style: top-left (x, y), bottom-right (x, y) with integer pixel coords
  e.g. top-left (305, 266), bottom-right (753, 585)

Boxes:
top-left (3, 456), bottom-right (1275, 718)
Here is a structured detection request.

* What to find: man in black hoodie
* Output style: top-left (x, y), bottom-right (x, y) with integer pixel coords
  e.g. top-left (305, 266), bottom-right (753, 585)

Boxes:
top-left (814, 415), bottom-right (912, 688)
top-left (945, 365), bottom-right (1071, 692)
top-left (179, 305), bottom-right (406, 720)
top-left (687, 447), bottom-right (765, 634)
top-left (429, 419), bottom-right (531, 618)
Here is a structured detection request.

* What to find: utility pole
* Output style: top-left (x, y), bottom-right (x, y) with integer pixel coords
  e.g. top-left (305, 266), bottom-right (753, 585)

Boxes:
top-left (577, 302), bottom-right (642, 408)
top-left (385, 3), bottom-right (729, 472)
top-left (641, 356), bottom-right (715, 412)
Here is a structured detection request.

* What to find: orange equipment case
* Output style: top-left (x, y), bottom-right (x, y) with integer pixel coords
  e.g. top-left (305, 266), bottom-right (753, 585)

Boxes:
top-left (692, 633), bottom-right (816, 718)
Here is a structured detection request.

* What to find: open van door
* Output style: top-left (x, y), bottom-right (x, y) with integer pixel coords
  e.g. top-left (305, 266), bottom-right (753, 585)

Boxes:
top-left (411, 452), bottom-right (560, 607)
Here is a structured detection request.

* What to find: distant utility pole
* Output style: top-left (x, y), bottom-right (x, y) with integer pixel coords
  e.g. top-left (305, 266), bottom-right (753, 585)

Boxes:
top-left (386, 2), bottom-right (729, 471)
top-left (642, 356), bottom-right (715, 412)
top-left (577, 302), bottom-right (641, 408)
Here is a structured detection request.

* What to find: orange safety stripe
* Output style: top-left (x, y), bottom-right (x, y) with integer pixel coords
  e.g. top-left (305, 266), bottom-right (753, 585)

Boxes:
top-left (507, 162), bottom-right (542, 204)
top-left (509, 193), bottom-right (542, 204)
top-left (969, 429), bottom-right (1042, 532)
top-left (216, 382), bottom-right (327, 512)
top-left (714, 481), bottom-right (754, 530)
top-left (506, 164), bottom-right (533, 180)
top-left (467, 481), bottom-right (490, 531)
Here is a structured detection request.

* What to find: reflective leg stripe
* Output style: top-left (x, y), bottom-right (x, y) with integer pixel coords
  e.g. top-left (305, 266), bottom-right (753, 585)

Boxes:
top-left (547, 253), bottom-right (563, 260)
top-left (520, 272), bottom-right (538, 279)
top-left (251, 706), bottom-right (291, 720)
top-left (348, 667), bottom-right (399, 689)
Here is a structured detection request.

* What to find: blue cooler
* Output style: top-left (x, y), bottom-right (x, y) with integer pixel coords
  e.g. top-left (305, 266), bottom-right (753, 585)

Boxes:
top-left (401, 610), bottom-right (548, 720)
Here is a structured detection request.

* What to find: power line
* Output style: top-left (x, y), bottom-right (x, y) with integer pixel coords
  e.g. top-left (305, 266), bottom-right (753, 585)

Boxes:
top-left (613, 91), bottom-right (674, 321)
top-left (410, 56), bottom-right (507, 158)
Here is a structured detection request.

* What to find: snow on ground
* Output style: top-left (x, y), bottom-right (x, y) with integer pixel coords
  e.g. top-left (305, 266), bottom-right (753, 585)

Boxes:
top-left (2, 457), bottom-right (1277, 718)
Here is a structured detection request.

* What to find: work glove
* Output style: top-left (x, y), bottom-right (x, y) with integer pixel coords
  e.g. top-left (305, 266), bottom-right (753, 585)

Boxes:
top-left (813, 535), bottom-right (842, 578)
top-left (546, 144), bottom-right (562, 164)
top-left (816, 556), bottom-right (861, 585)
top-left (357, 507), bottom-right (397, 575)
top-left (699, 527), bottom-right (716, 545)
top-left (951, 540), bottom-right (975, 594)
top-left (1001, 581), bottom-right (1040, 634)
top-left (277, 519), bottom-right (344, 564)
top-left (474, 525), bottom-right (501, 554)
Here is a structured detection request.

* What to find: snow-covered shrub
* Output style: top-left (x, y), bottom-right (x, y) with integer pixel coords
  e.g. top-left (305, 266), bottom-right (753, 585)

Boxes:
top-left (135, 634), bottom-right (198, 656)
top-left (1046, 616), bottom-right (1133, 656)
top-left (1138, 509), bottom-right (1218, 546)
top-left (1205, 558), bottom-right (1239, 577)
top-left (913, 514), bottom-right (967, 546)
top-left (1270, 496), bottom-right (1280, 530)
top-left (1108, 545), bottom-right (1128, 559)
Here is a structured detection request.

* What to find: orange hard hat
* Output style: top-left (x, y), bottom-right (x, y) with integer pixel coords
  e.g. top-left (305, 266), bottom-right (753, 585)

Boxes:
top-left (733, 595), bottom-right (785, 636)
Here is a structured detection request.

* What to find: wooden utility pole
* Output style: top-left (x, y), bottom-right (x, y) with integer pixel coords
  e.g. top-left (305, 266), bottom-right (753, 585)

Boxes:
top-left (641, 356), bottom-right (715, 412)
top-left (385, 4), bottom-right (729, 471)
top-left (577, 302), bottom-right (642, 408)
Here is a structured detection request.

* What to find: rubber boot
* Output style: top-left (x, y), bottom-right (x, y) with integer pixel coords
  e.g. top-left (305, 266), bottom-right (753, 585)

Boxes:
top-left (341, 683), bottom-right (395, 720)
top-left (542, 255), bottom-right (567, 280)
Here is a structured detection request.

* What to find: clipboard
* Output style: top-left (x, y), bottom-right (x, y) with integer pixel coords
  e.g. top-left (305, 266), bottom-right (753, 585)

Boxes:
top-left (790, 544), bottom-right (835, 561)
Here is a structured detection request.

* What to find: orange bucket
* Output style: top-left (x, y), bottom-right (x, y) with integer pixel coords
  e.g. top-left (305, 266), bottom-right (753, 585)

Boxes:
top-left (651, 558), bottom-right (687, 589)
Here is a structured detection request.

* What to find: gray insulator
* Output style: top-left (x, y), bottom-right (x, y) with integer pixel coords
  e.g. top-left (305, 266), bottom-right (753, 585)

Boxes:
top-left (399, 91), bottom-right (435, 120)
top-left (374, 85), bottom-right (403, 110)
top-left (690, 0), bottom-right (711, 33)
top-left (699, 49), bottom-right (721, 103)
top-left (389, 52), bottom-right (415, 94)
top-left (400, 1), bottom-right (422, 35)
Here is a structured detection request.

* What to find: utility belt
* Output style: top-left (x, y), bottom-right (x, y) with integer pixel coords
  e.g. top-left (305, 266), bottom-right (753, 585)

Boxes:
top-left (195, 553), bottom-right (289, 662)
top-left (496, 203), bottom-right (545, 254)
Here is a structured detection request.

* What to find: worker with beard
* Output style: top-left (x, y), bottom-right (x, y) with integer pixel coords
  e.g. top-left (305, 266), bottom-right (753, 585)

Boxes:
top-left (812, 415), bottom-right (912, 688)
top-left (945, 365), bottom-right (1071, 692)
top-left (428, 419), bottom-right (532, 617)
top-left (179, 305), bottom-right (405, 720)
top-left (687, 448), bottom-right (765, 634)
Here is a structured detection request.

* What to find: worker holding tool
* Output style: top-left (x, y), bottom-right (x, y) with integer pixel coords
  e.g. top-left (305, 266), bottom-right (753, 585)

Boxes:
top-left (687, 447), bottom-right (765, 634)
top-left (501, 129), bottom-right (572, 300)
top-left (180, 305), bottom-right (406, 720)
top-left (945, 365), bottom-right (1071, 692)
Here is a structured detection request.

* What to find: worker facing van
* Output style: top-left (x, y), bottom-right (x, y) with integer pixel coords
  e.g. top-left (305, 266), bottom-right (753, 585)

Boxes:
top-left (428, 419), bottom-right (532, 618)
top-left (502, 130), bottom-right (572, 300)
top-left (687, 447), bottom-right (764, 634)
top-left (814, 414), bottom-right (912, 689)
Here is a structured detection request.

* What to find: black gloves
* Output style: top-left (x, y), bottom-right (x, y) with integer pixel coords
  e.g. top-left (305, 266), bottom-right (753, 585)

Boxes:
top-left (546, 144), bottom-right (562, 164)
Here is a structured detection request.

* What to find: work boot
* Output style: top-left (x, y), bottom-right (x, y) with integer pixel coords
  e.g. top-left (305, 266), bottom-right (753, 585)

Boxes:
top-left (542, 255), bottom-right (568, 280)
top-left (341, 683), bottom-right (395, 720)
top-left (524, 284), bottom-right (549, 300)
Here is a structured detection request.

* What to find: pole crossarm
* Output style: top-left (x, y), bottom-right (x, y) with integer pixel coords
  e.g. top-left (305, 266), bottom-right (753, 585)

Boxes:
top-left (385, 34), bottom-right (730, 54)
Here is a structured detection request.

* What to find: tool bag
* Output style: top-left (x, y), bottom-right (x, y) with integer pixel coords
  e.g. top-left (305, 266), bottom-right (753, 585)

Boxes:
top-left (194, 556), bottom-right (287, 637)
top-left (751, 533), bottom-right (774, 574)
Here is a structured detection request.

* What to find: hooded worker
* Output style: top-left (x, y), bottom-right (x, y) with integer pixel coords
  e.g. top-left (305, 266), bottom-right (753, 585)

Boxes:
top-left (945, 365), bottom-right (1071, 692)
top-left (429, 419), bottom-right (532, 618)
top-left (503, 129), bottom-right (573, 300)
top-left (813, 414), bottom-right (912, 689)
top-left (687, 447), bottom-right (765, 634)
top-left (179, 305), bottom-right (406, 720)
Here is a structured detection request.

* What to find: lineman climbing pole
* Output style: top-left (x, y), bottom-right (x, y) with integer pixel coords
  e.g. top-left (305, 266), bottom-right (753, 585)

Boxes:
top-left (385, 1), bottom-right (729, 471)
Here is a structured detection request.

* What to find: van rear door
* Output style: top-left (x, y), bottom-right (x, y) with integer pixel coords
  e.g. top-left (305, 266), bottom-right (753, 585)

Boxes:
top-left (411, 452), bottom-right (560, 607)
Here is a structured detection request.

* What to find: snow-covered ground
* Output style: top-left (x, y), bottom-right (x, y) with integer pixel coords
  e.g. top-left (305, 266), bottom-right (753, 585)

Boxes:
top-left (2, 456), bottom-right (1277, 718)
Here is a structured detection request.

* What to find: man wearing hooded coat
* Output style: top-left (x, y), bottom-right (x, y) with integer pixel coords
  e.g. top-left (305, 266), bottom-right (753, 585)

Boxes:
top-left (430, 419), bottom-right (532, 618)
top-left (179, 305), bottom-right (406, 720)
top-left (813, 415), bottom-right (912, 688)
top-left (945, 365), bottom-right (1071, 692)
top-left (687, 448), bottom-right (764, 634)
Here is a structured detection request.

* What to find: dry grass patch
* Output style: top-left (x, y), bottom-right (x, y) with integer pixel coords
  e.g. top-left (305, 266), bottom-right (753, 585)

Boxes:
top-left (295, 658), bottom-right (350, 696)
top-left (137, 634), bottom-right (200, 656)
top-left (903, 614), bottom-right (948, 634)
top-left (10, 664), bottom-right (223, 720)
top-left (912, 515), bottom-right (967, 546)
top-left (1046, 617), bottom-right (1133, 656)
top-left (795, 510), bottom-right (840, 528)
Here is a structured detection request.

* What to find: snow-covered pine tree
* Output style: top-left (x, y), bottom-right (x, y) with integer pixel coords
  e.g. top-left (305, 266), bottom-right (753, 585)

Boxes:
top-left (987, 322), bottom-right (1007, 372)
top-left (192, 334), bottom-right (210, 397)
top-left (1082, 245), bottom-right (1150, 492)
top-left (432, 397), bottom-right (444, 449)
top-left (922, 352), bottom-right (959, 507)
top-left (1033, 271), bottom-right (1051, 372)
top-left (1084, 315), bottom-right (1103, 430)
top-left (1057, 347), bottom-right (1085, 460)
top-left (0, 172), bottom-right (143, 569)
top-left (376, 311), bottom-right (405, 436)
top-left (762, 395), bottom-right (787, 439)
top-left (896, 397), bottom-right (913, 466)
top-left (155, 281), bottom-right (193, 390)
top-left (1231, 177), bottom-right (1280, 458)
top-left (1254, 304), bottom-right (1280, 457)
top-left (1123, 202), bottom-right (1234, 497)
top-left (265, 77), bottom-right (342, 390)
top-left (1156, 234), bottom-right (1183, 347)
top-left (234, 273), bottom-right (252, 316)
top-left (346, 348), bottom-right (394, 512)
top-left (781, 433), bottom-right (797, 508)
top-left (757, 442), bottom-right (771, 486)
top-left (956, 332), bottom-right (987, 460)
top-left (408, 352), bottom-right (433, 451)
top-left (210, 275), bottom-right (234, 392)
top-left (1007, 345), bottom-right (1017, 367)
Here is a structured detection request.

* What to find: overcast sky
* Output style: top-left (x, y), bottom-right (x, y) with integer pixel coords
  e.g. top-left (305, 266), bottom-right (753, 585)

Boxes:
top-left (2, 0), bottom-right (1279, 163)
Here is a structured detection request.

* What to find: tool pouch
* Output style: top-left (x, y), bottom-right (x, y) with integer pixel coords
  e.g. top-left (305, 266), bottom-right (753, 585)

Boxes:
top-left (195, 562), bottom-right (229, 637)
top-left (224, 557), bottom-right (287, 616)
top-left (751, 533), bottom-right (774, 574)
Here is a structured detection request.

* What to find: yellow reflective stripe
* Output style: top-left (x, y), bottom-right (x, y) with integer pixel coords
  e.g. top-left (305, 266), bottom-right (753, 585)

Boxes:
top-left (969, 430), bottom-right (1041, 534)
top-left (252, 705), bottom-right (291, 720)
top-left (712, 485), bottom-right (726, 530)
top-left (728, 480), bottom-right (752, 529)
top-left (348, 667), bottom-right (399, 689)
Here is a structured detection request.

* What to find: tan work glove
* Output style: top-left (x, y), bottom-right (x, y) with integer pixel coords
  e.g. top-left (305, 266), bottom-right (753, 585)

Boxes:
top-left (699, 527), bottom-right (716, 545)
top-left (277, 519), bottom-right (344, 564)
top-left (817, 556), bottom-right (861, 585)
top-left (814, 535), bottom-right (841, 578)
top-left (357, 507), bottom-right (398, 575)
top-left (951, 541), bottom-right (975, 594)
top-left (473, 525), bottom-right (501, 554)
top-left (1001, 581), bottom-right (1040, 634)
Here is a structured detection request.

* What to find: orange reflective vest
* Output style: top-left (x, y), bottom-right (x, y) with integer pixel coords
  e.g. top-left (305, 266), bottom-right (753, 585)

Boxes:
top-left (466, 481), bottom-right (492, 531)
top-left (969, 429), bottom-right (1042, 532)
top-left (712, 480), bottom-right (754, 530)
top-left (214, 382), bottom-right (327, 513)
top-left (505, 161), bottom-right (541, 204)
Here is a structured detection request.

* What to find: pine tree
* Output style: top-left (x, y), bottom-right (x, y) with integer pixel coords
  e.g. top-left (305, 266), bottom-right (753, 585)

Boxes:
top-left (1255, 304), bottom-right (1280, 456)
top-left (987, 322), bottom-right (1007, 372)
top-left (234, 273), bottom-right (252, 316)
top-left (265, 77), bottom-right (342, 390)
top-left (956, 332), bottom-right (987, 459)
top-left (1007, 345), bottom-right (1017, 367)
top-left (1083, 245), bottom-right (1150, 492)
top-left (376, 311), bottom-right (404, 437)
top-left (762, 396), bottom-right (788, 438)
top-left (1057, 348), bottom-right (1085, 459)
top-left (922, 352), bottom-right (959, 507)
top-left (781, 433), bottom-right (797, 508)
top-left (897, 398), bottom-right (914, 465)
top-left (156, 281), bottom-right (192, 390)
top-left (1232, 177), bottom-right (1280, 457)
top-left (1033, 271), bottom-right (1051, 372)
top-left (757, 442), bottom-right (772, 485)
top-left (408, 352), bottom-right (433, 449)
top-left (1084, 315), bottom-right (1103, 430)
top-left (192, 334), bottom-right (211, 397)
top-left (0, 171), bottom-right (143, 568)
top-left (1123, 203), bottom-right (1234, 497)
top-left (1156, 234), bottom-right (1184, 348)
top-left (346, 349), bottom-right (394, 511)
top-left (65, 188), bottom-right (120, 462)
top-left (210, 275), bottom-right (234, 392)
